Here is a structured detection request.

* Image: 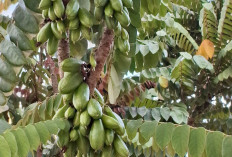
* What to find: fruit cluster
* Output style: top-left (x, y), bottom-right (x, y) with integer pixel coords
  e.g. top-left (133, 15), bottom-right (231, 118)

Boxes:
top-left (53, 58), bottom-right (129, 156)
top-left (94, 0), bottom-right (132, 54)
top-left (37, 0), bottom-right (94, 55)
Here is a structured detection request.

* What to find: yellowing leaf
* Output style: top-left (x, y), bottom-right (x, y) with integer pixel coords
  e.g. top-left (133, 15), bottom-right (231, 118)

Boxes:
top-left (196, 40), bottom-right (214, 60)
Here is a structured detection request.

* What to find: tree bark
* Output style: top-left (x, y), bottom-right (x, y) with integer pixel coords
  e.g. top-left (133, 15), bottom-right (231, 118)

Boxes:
top-left (86, 28), bottom-right (114, 94)
top-left (58, 39), bottom-right (69, 79)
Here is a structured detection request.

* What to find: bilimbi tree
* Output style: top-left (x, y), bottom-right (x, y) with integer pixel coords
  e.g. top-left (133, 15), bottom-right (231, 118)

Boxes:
top-left (1, 0), bottom-right (232, 156)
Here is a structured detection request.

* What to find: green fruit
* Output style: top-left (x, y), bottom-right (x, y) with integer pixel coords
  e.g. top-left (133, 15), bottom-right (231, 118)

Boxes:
top-left (70, 129), bottom-right (79, 141)
top-left (102, 114), bottom-right (120, 129)
top-left (105, 16), bottom-right (118, 29)
top-left (78, 8), bottom-right (94, 28)
top-left (66, 0), bottom-right (79, 20)
top-left (58, 72), bottom-right (83, 94)
top-left (48, 6), bottom-right (57, 21)
top-left (101, 146), bottom-right (113, 157)
top-left (63, 142), bottom-right (77, 157)
top-left (94, 0), bottom-right (108, 7)
top-left (51, 22), bottom-right (63, 39)
top-left (89, 119), bottom-right (105, 150)
top-left (47, 36), bottom-right (59, 56)
top-left (69, 18), bottom-right (80, 30)
top-left (122, 0), bottom-right (133, 8)
top-left (76, 131), bottom-right (90, 155)
top-left (39, 0), bottom-right (51, 10)
top-left (79, 125), bottom-right (89, 136)
top-left (63, 93), bottom-right (73, 103)
top-left (57, 130), bottom-right (69, 147)
top-left (61, 58), bottom-right (83, 73)
top-left (105, 129), bottom-right (114, 146)
top-left (110, 0), bottom-right (123, 12)
top-left (80, 25), bottom-right (93, 40)
top-left (42, 9), bottom-right (48, 19)
top-left (114, 8), bottom-right (131, 27)
top-left (53, 104), bottom-right (69, 119)
top-left (94, 7), bottom-right (104, 22)
top-left (53, 0), bottom-right (65, 18)
top-left (93, 88), bottom-right (104, 104)
top-left (117, 37), bottom-right (130, 53)
top-left (73, 111), bottom-right (81, 127)
top-left (65, 107), bottom-right (76, 119)
top-left (104, 106), bottom-right (125, 135)
top-left (80, 110), bottom-right (91, 126)
top-left (121, 28), bottom-right (129, 40)
top-left (113, 135), bottom-right (129, 157)
top-left (87, 99), bottom-right (103, 119)
top-left (0, 91), bottom-right (6, 106)
top-left (57, 20), bottom-right (66, 33)
top-left (104, 3), bottom-right (114, 17)
top-left (73, 83), bottom-right (90, 111)
top-left (37, 22), bottom-right (52, 43)
top-left (70, 29), bottom-right (81, 43)
top-left (114, 23), bottom-right (121, 37)
top-left (90, 51), bottom-right (96, 69)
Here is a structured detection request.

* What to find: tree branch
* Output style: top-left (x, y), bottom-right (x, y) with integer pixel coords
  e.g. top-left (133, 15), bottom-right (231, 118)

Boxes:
top-left (58, 39), bottom-right (69, 78)
top-left (86, 28), bottom-right (114, 94)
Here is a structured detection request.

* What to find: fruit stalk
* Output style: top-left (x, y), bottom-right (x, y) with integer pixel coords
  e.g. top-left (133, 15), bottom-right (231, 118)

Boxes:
top-left (58, 39), bottom-right (70, 78)
top-left (86, 27), bottom-right (114, 94)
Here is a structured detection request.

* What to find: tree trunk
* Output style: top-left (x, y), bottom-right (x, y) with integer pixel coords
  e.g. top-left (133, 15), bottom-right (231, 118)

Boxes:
top-left (58, 39), bottom-right (70, 79)
top-left (86, 28), bottom-right (114, 94)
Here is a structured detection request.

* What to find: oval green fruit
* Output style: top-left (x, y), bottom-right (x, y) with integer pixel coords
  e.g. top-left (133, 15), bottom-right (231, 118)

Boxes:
top-left (52, 104), bottom-right (69, 119)
top-left (78, 8), bottom-right (94, 28)
top-left (61, 58), bottom-right (83, 73)
top-left (47, 36), bottom-right (59, 56)
top-left (105, 16), bottom-right (118, 29)
top-left (105, 129), bottom-right (114, 146)
top-left (79, 125), bottom-right (89, 136)
top-left (66, 0), bottom-right (79, 20)
top-left (101, 146), bottom-right (112, 157)
top-left (73, 82), bottom-right (90, 111)
top-left (42, 9), bottom-right (48, 19)
top-left (104, 3), bottom-right (114, 17)
top-left (114, 8), bottom-right (131, 27)
top-left (93, 88), bottom-right (104, 104)
top-left (70, 29), bottom-right (81, 43)
top-left (113, 135), bottom-right (129, 157)
top-left (53, 0), bottom-right (65, 18)
top-left (121, 28), bottom-right (129, 40)
top-left (64, 107), bottom-right (76, 119)
top-left (102, 114), bottom-right (120, 129)
top-left (51, 22), bottom-right (63, 39)
top-left (80, 110), bottom-right (91, 127)
top-left (94, 7), bottom-right (104, 22)
top-left (58, 72), bottom-right (83, 94)
top-left (89, 119), bottom-right (105, 150)
top-left (122, 0), bottom-right (133, 8)
top-left (87, 99), bottom-right (103, 119)
top-left (57, 20), bottom-right (66, 33)
top-left (110, 0), bottom-right (123, 12)
top-left (80, 25), bottom-right (93, 40)
top-left (76, 131), bottom-right (90, 155)
top-left (73, 111), bottom-right (81, 127)
top-left (114, 23), bottom-right (121, 37)
top-left (37, 22), bottom-right (52, 43)
top-left (39, 0), bottom-right (51, 10)
top-left (70, 129), bottom-right (78, 141)
top-left (69, 18), bottom-right (80, 30)
top-left (48, 6), bottom-right (57, 21)
top-left (94, 0), bottom-right (108, 7)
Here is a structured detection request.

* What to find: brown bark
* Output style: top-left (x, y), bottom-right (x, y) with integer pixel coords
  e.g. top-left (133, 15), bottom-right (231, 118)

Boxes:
top-left (86, 28), bottom-right (114, 94)
top-left (36, 146), bottom-right (42, 157)
top-left (58, 39), bottom-right (69, 79)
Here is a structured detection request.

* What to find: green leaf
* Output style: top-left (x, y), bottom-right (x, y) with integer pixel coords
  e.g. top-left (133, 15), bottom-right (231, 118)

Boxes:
top-left (12, 128), bottom-right (30, 157)
top-left (170, 109), bottom-right (184, 124)
top-left (24, 124), bottom-right (40, 151)
top-left (137, 107), bottom-right (147, 117)
top-left (34, 122), bottom-right (51, 144)
top-left (171, 125), bottom-right (190, 157)
top-left (24, 0), bottom-right (41, 13)
top-left (206, 131), bottom-right (224, 157)
top-left (0, 77), bottom-right (15, 92)
top-left (126, 119), bottom-right (143, 140)
top-left (0, 39), bottom-right (26, 66)
top-left (46, 96), bottom-right (54, 117)
top-left (139, 121), bottom-right (157, 142)
top-left (160, 107), bottom-right (170, 121)
top-left (0, 135), bottom-right (11, 157)
top-left (53, 94), bottom-right (63, 111)
top-left (38, 100), bottom-right (47, 120)
top-left (44, 120), bottom-right (59, 134)
top-left (0, 58), bottom-right (17, 82)
top-left (70, 39), bottom-right (88, 59)
top-left (13, 4), bottom-right (39, 34)
top-left (7, 23), bottom-right (34, 51)
top-left (2, 131), bottom-right (18, 157)
top-left (188, 127), bottom-right (206, 157)
top-left (222, 136), bottom-right (232, 157)
top-left (193, 55), bottom-right (214, 72)
top-left (151, 108), bottom-right (161, 121)
top-left (0, 119), bottom-right (11, 134)
top-left (155, 123), bottom-right (174, 150)
top-left (79, 0), bottom-right (90, 11)
top-left (53, 119), bottom-right (66, 130)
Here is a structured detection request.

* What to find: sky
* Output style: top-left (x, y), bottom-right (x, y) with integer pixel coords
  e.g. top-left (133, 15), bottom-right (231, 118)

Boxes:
top-left (1, 3), bottom-right (17, 17)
